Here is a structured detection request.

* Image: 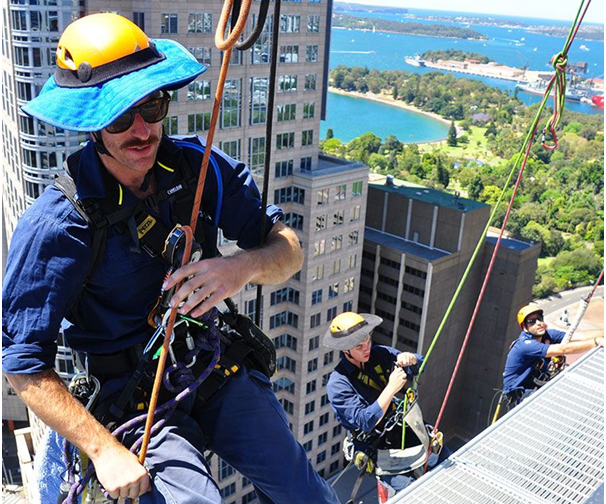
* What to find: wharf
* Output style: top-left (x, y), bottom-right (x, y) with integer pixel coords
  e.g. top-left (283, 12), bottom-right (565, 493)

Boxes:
top-left (420, 59), bottom-right (546, 83)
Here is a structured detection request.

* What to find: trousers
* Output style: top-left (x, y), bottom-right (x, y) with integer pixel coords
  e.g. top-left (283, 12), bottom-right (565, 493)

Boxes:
top-left (38, 365), bottom-right (341, 504)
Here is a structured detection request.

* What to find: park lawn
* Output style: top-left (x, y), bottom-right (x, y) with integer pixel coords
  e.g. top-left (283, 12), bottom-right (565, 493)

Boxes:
top-left (420, 125), bottom-right (502, 165)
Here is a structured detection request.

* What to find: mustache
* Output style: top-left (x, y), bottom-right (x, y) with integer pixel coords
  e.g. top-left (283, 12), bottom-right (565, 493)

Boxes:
top-left (121, 135), bottom-right (161, 149)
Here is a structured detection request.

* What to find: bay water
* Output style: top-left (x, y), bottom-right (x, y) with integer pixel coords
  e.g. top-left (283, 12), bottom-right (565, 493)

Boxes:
top-left (321, 8), bottom-right (604, 143)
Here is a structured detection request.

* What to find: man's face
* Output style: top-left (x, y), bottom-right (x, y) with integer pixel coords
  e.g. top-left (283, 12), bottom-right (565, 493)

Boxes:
top-left (347, 335), bottom-right (372, 363)
top-left (98, 92), bottom-right (165, 176)
top-left (524, 311), bottom-right (546, 337)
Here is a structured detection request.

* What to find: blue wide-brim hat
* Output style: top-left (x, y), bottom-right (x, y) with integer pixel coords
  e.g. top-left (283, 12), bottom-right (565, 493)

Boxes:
top-left (22, 38), bottom-right (206, 132)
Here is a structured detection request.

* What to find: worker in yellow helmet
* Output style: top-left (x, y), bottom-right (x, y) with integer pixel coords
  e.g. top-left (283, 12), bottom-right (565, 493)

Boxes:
top-left (3, 12), bottom-right (341, 504)
top-left (502, 304), bottom-right (603, 403)
top-left (324, 312), bottom-right (447, 503)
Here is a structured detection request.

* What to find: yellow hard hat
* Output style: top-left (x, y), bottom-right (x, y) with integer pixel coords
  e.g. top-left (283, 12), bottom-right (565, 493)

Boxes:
top-left (517, 305), bottom-right (543, 329)
top-left (323, 312), bottom-right (383, 350)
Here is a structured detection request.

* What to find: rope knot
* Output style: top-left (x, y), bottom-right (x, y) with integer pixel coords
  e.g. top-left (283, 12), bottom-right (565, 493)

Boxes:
top-left (550, 52), bottom-right (567, 73)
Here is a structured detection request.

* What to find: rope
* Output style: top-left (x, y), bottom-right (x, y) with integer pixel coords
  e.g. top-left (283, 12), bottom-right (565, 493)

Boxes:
top-left (417, 0), bottom-right (592, 471)
top-left (255, 0), bottom-right (282, 325)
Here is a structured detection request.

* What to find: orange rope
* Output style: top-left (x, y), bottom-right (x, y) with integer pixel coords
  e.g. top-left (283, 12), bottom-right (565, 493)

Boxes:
top-left (138, 0), bottom-right (253, 465)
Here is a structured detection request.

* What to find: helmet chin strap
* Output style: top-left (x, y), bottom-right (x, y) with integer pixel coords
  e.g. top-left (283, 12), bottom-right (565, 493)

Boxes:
top-left (91, 131), bottom-right (114, 158)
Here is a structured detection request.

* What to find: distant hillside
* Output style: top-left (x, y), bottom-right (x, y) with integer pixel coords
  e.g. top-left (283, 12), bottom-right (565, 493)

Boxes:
top-left (421, 50), bottom-right (493, 64)
top-left (333, 14), bottom-right (487, 40)
top-left (334, 2), bottom-right (408, 15)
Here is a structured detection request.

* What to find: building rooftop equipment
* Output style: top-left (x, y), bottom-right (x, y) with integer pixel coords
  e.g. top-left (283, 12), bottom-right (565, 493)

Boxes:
top-left (387, 348), bottom-right (604, 504)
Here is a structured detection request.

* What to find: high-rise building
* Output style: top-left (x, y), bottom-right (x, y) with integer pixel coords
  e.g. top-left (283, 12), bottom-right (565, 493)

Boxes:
top-left (2, 1), bottom-right (368, 502)
top-left (359, 175), bottom-right (541, 441)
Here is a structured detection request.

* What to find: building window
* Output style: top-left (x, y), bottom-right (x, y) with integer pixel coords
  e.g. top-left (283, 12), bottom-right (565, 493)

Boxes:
top-left (344, 277), bottom-right (355, 293)
top-left (331, 235), bottom-right (342, 252)
top-left (219, 459), bottom-right (235, 481)
top-left (307, 358), bottom-right (318, 373)
top-left (278, 75), bottom-right (298, 93)
top-left (280, 14), bottom-right (301, 33)
top-left (275, 159), bottom-right (294, 178)
top-left (188, 13), bottom-right (212, 33)
top-left (277, 103), bottom-right (296, 122)
top-left (221, 79), bottom-right (241, 128)
top-left (311, 289), bottom-right (323, 305)
top-left (220, 139), bottom-right (240, 159)
top-left (317, 188), bottom-right (329, 205)
top-left (333, 424), bottom-right (342, 437)
top-left (250, 77), bottom-right (268, 124)
top-left (318, 432), bottom-right (328, 446)
top-left (273, 377), bottom-right (295, 394)
top-left (314, 240), bottom-right (326, 257)
top-left (316, 451), bottom-right (326, 464)
top-left (274, 186), bottom-right (305, 205)
top-left (280, 398), bottom-right (294, 415)
top-left (276, 132), bottom-right (295, 150)
top-left (312, 264), bottom-right (324, 281)
top-left (335, 184), bottom-right (346, 200)
top-left (133, 12), bottom-right (145, 30)
top-left (305, 400), bottom-right (315, 415)
top-left (276, 355), bottom-right (297, 372)
top-left (307, 15), bottom-right (321, 32)
top-left (249, 137), bottom-right (265, 176)
top-left (328, 283), bottom-right (339, 299)
top-left (348, 231), bottom-right (359, 246)
top-left (284, 212), bottom-right (304, 231)
top-left (252, 14), bottom-right (272, 65)
top-left (350, 205), bottom-right (361, 221)
top-left (279, 45), bottom-right (299, 63)
top-left (306, 380), bottom-right (317, 394)
top-left (188, 46), bottom-right (212, 66)
top-left (300, 156), bottom-right (312, 171)
top-left (188, 80), bottom-right (211, 101)
top-left (270, 287), bottom-right (300, 306)
top-left (310, 313), bottom-right (321, 329)
top-left (309, 335), bottom-right (320, 351)
top-left (304, 420), bottom-right (315, 435)
top-left (320, 412), bottom-right (330, 425)
top-left (270, 311), bottom-right (299, 329)
top-left (348, 254), bottom-right (357, 269)
top-left (316, 215), bottom-right (327, 231)
top-left (352, 180), bottom-right (363, 196)
top-left (303, 440), bottom-right (313, 452)
top-left (333, 210), bottom-right (344, 226)
top-left (161, 13), bottom-right (178, 34)
top-left (305, 74), bottom-right (317, 91)
top-left (329, 259), bottom-right (341, 276)
top-left (274, 333), bottom-right (298, 351)
top-left (303, 102), bottom-right (315, 119)
top-left (220, 482), bottom-right (236, 498)
top-left (242, 490), bottom-right (258, 503)
top-left (306, 44), bottom-right (319, 62)
top-left (163, 116), bottom-right (178, 135)
top-left (326, 307), bottom-right (337, 323)
top-left (324, 351), bottom-right (334, 366)
top-left (302, 129), bottom-right (314, 147)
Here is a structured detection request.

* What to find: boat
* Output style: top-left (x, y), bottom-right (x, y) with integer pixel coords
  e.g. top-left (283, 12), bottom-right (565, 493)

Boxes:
top-left (404, 54), bottom-right (426, 67)
top-left (579, 44), bottom-right (589, 51)
top-left (515, 82), bottom-right (586, 102)
top-left (591, 95), bottom-right (604, 108)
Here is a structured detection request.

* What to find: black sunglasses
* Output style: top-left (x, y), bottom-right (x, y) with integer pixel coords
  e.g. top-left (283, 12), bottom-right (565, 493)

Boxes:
top-left (525, 315), bottom-right (544, 326)
top-left (106, 91), bottom-right (170, 134)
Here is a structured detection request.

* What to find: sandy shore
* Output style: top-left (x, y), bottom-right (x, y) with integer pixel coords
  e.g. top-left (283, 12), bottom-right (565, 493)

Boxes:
top-left (328, 87), bottom-right (452, 127)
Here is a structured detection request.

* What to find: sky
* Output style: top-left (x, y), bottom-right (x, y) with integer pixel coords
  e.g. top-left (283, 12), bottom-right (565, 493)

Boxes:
top-left (343, 0), bottom-right (605, 25)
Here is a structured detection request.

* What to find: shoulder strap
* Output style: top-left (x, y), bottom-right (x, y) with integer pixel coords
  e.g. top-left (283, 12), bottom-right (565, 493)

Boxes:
top-left (53, 172), bottom-right (107, 285)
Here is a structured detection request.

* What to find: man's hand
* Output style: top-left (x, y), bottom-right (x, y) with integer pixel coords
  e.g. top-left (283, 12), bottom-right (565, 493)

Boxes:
top-left (386, 366), bottom-right (408, 395)
top-left (164, 255), bottom-right (249, 318)
top-left (94, 445), bottom-right (151, 500)
top-left (396, 352), bottom-right (418, 368)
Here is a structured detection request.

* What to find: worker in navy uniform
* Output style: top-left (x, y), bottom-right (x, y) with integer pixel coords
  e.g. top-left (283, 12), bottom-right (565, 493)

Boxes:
top-left (324, 312), bottom-right (444, 503)
top-left (503, 304), bottom-right (603, 403)
top-left (2, 13), bottom-right (340, 504)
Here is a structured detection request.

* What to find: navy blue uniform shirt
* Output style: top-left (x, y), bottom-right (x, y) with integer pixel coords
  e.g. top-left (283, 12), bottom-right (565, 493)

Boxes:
top-left (2, 135), bottom-right (282, 374)
top-left (502, 328), bottom-right (565, 393)
top-left (326, 345), bottom-right (423, 433)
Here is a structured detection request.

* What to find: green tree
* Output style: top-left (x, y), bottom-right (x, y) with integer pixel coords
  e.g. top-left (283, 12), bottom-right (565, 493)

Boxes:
top-left (447, 121), bottom-right (457, 147)
top-left (467, 175), bottom-right (484, 200)
top-left (326, 128), bottom-right (334, 140)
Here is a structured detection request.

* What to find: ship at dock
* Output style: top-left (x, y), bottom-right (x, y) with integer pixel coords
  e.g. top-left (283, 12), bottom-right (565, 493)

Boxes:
top-left (515, 82), bottom-right (586, 102)
top-left (404, 54), bottom-right (426, 67)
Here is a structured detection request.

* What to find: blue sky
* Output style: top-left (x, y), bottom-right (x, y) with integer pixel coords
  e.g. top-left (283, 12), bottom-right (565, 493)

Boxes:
top-left (345, 1), bottom-right (604, 25)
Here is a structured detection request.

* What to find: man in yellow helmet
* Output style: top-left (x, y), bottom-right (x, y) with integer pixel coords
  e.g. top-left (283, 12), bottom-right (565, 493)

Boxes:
top-left (324, 312), bottom-right (444, 503)
top-left (2, 13), bottom-right (339, 504)
top-left (502, 304), bottom-right (603, 402)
